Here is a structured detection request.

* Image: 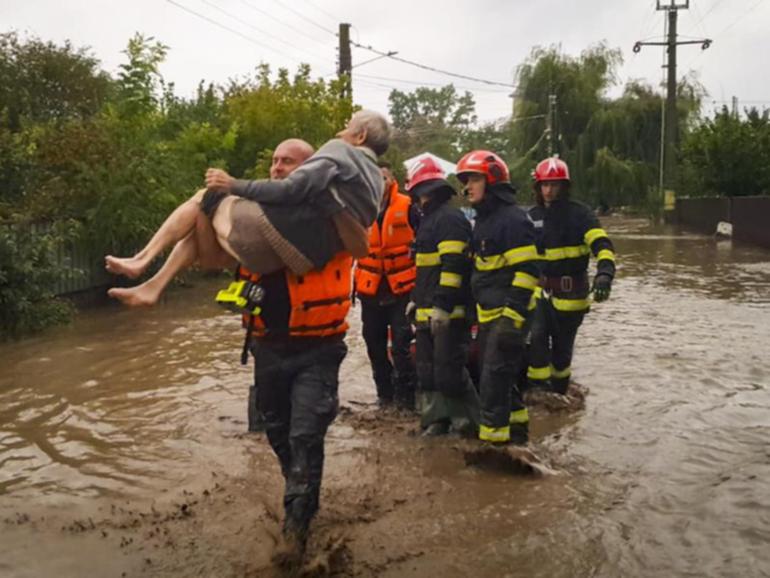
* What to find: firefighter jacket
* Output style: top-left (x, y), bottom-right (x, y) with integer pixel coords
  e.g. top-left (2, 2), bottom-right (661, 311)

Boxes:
top-left (471, 192), bottom-right (540, 328)
top-left (412, 200), bottom-right (472, 326)
top-left (354, 183), bottom-right (416, 298)
top-left (529, 198), bottom-right (616, 313)
top-left (236, 251), bottom-right (353, 339)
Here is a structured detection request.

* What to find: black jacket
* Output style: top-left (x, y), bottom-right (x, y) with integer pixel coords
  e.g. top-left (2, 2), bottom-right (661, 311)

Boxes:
top-left (471, 193), bottom-right (539, 327)
top-left (412, 200), bottom-right (472, 324)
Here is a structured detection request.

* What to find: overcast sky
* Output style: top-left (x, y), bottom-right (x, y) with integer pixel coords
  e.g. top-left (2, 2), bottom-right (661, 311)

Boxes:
top-left (3, 0), bottom-right (769, 123)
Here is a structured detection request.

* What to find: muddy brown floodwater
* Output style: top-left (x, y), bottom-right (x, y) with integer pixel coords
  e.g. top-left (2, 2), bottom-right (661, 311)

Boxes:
top-left (1, 216), bottom-right (769, 577)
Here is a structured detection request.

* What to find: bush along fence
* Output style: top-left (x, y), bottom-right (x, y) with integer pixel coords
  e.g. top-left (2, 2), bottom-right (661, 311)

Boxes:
top-left (671, 196), bottom-right (770, 249)
top-left (0, 221), bottom-right (114, 339)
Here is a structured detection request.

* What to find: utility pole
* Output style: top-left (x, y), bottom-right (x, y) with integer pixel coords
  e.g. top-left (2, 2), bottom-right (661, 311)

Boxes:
top-left (337, 23), bottom-right (352, 100)
top-left (634, 1), bottom-right (711, 196)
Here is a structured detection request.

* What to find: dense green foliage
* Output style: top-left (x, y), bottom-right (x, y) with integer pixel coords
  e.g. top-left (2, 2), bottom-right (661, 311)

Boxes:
top-left (0, 32), bottom-right (352, 338)
top-left (1, 31), bottom-right (763, 337)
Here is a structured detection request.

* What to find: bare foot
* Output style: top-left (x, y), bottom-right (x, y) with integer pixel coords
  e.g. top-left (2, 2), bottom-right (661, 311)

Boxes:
top-left (107, 285), bottom-right (159, 307)
top-left (105, 255), bottom-right (148, 279)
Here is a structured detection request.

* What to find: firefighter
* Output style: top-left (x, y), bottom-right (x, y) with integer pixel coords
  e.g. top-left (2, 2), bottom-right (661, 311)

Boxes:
top-left (457, 150), bottom-right (539, 445)
top-left (407, 157), bottom-right (480, 436)
top-left (354, 162), bottom-right (417, 409)
top-left (527, 157), bottom-right (616, 395)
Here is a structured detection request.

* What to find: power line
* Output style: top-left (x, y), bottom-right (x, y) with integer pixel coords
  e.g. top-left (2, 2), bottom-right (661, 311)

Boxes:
top-left (196, 0), bottom-right (327, 66)
top-left (295, 0), bottom-right (343, 26)
top-left (267, 0), bottom-right (338, 36)
top-left (238, 0), bottom-right (330, 47)
top-left (350, 42), bottom-right (516, 88)
top-left (355, 72), bottom-right (512, 94)
top-left (163, 0), bottom-right (303, 62)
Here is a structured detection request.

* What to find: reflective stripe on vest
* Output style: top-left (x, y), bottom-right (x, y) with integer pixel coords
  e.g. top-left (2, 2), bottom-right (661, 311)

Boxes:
top-left (354, 187), bottom-right (415, 297)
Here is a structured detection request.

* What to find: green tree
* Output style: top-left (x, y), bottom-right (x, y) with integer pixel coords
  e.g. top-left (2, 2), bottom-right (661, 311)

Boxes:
top-left (0, 32), bottom-right (113, 131)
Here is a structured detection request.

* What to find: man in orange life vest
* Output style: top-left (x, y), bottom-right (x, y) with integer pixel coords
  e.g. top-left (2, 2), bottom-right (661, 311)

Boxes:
top-left (231, 120), bottom-right (390, 565)
top-left (354, 162), bottom-right (417, 409)
top-left (242, 139), bottom-right (315, 432)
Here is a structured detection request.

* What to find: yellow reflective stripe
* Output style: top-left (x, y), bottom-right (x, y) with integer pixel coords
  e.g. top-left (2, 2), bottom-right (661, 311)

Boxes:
top-left (551, 296), bottom-right (591, 312)
top-left (479, 424), bottom-right (510, 443)
top-left (475, 254), bottom-right (506, 271)
top-left (584, 228), bottom-right (609, 246)
top-left (415, 306), bottom-right (466, 322)
top-left (512, 271), bottom-right (539, 290)
top-left (509, 408), bottom-right (529, 425)
top-left (476, 305), bottom-right (502, 323)
top-left (416, 252), bottom-right (440, 267)
top-left (551, 365), bottom-right (571, 379)
top-left (439, 271), bottom-right (462, 288)
top-left (527, 365), bottom-right (551, 380)
top-left (597, 249), bottom-right (616, 262)
top-left (438, 240), bottom-right (467, 255)
top-left (476, 305), bottom-right (525, 327)
top-left (502, 307), bottom-right (525, 328)
top-left (545, 245), bottom-right (590, 261)
top-left (504, 244), bottom-right (539, 265)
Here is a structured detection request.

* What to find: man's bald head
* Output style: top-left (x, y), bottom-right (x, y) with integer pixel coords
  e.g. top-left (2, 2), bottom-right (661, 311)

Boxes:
top-left (270, 138), bottom-right (314, 180)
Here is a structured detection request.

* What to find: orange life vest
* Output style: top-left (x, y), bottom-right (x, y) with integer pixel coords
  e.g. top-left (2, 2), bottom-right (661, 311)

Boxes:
top-left (237, 252), bottom-right (352, 338)
top-left (354, 184), bottom-right (416, 297)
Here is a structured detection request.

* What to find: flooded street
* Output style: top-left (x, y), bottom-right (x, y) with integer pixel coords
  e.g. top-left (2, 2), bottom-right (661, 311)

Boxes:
top-left (1, 216), bottom-right (769, 577)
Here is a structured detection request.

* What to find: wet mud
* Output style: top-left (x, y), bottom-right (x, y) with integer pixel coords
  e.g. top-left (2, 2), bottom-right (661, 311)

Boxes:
top-left (2, 216), bottom-right (770, 577)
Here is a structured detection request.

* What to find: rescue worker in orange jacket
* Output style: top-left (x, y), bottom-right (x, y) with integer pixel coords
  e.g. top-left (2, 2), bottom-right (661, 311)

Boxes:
top-left (526, 157), bottom-right (616, 394)
top-left (407, 157), bottom-right (480, 436)
top-left (354, 162), bottom-right (417, 409)
top-left (229, 253), bottom-right (352, 565)
top-left (218, 128), bottom-right (392, 565)
top-left (241, 139), bottom-right (315, 432)
top-left (458, 150), bottom-right (539, 445)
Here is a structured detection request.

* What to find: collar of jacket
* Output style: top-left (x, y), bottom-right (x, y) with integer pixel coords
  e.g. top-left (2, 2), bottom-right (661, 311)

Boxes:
top-left (355, 145), bottom-right (377, 163)
top-left (475, 183), bottom-right (516, 216)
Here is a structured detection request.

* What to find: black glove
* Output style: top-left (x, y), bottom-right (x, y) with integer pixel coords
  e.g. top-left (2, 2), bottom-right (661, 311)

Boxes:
top-left (497, 316), bottom-right (524, 353)
top-left (200, 189), bottom-right (228, 219)
top-left (592, 274), bottom-right (613, 303)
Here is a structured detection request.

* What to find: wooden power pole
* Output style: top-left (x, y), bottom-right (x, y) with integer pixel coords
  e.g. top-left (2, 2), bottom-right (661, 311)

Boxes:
top-left (634, 1), bottom-right (711, 196)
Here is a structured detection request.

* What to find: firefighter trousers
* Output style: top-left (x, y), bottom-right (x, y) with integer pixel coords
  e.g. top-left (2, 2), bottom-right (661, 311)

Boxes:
top-left (477, 319), bottom-right (528, 443)
top-left (528, 298), bottom-right (585, 394)
top-left (415, 323), bottom-right (480, 430)
top-left (360, 295), bottom-right (416, 405)
top-left (252, 337), bottom-right (347, 536)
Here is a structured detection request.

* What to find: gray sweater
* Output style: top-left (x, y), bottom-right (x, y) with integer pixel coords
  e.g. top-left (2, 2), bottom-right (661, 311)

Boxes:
top-left (231, 139), bottom-right (383, 271)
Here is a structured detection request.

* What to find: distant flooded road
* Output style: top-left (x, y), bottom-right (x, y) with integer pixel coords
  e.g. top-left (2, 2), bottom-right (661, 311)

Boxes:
top-left (1, 216), bottom-right (769, 577)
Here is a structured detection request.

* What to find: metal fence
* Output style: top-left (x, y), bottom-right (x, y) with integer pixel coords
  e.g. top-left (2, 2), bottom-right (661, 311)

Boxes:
top-left (674, 196), bottom-right (770, 249)
top-left (24, 222), bottom-right (112, 297)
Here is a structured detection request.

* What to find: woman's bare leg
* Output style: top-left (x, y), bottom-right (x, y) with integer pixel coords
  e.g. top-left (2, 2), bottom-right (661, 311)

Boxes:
top-left (105, 189), bottom-right (206, 279)
top-left (108, 232), bottom-right (199, 307)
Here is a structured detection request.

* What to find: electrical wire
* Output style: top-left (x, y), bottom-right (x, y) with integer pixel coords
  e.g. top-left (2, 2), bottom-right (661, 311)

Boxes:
top-left (350, 41), bottom-right (516, 88)
top-left (164, 0), bottom-right (303, 62)
top-left (196, 0), bottom-right (328, 66)
top-left (238, 0), bottom-right (330, 47)
top-left (267, 0), bottom-right (338, 36)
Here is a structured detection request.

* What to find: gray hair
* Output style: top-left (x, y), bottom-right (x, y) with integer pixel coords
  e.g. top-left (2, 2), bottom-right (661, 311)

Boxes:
top-left (352, 110), bottom-right (391, 156)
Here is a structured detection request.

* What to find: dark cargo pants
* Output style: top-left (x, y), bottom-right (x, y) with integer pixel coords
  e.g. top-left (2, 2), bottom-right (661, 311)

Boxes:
top-left (360, 295), bottom-right (416, 405)
top-left (252, 337), bottom-right (347, 537)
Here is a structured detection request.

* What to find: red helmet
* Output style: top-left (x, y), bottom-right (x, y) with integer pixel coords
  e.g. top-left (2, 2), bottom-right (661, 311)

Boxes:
top-left (405, 156), bottom-right (446, 192)
top-left (456, 150), bottom-right (510, 185)
top-left (534, 157), bottom-right (570, 184)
